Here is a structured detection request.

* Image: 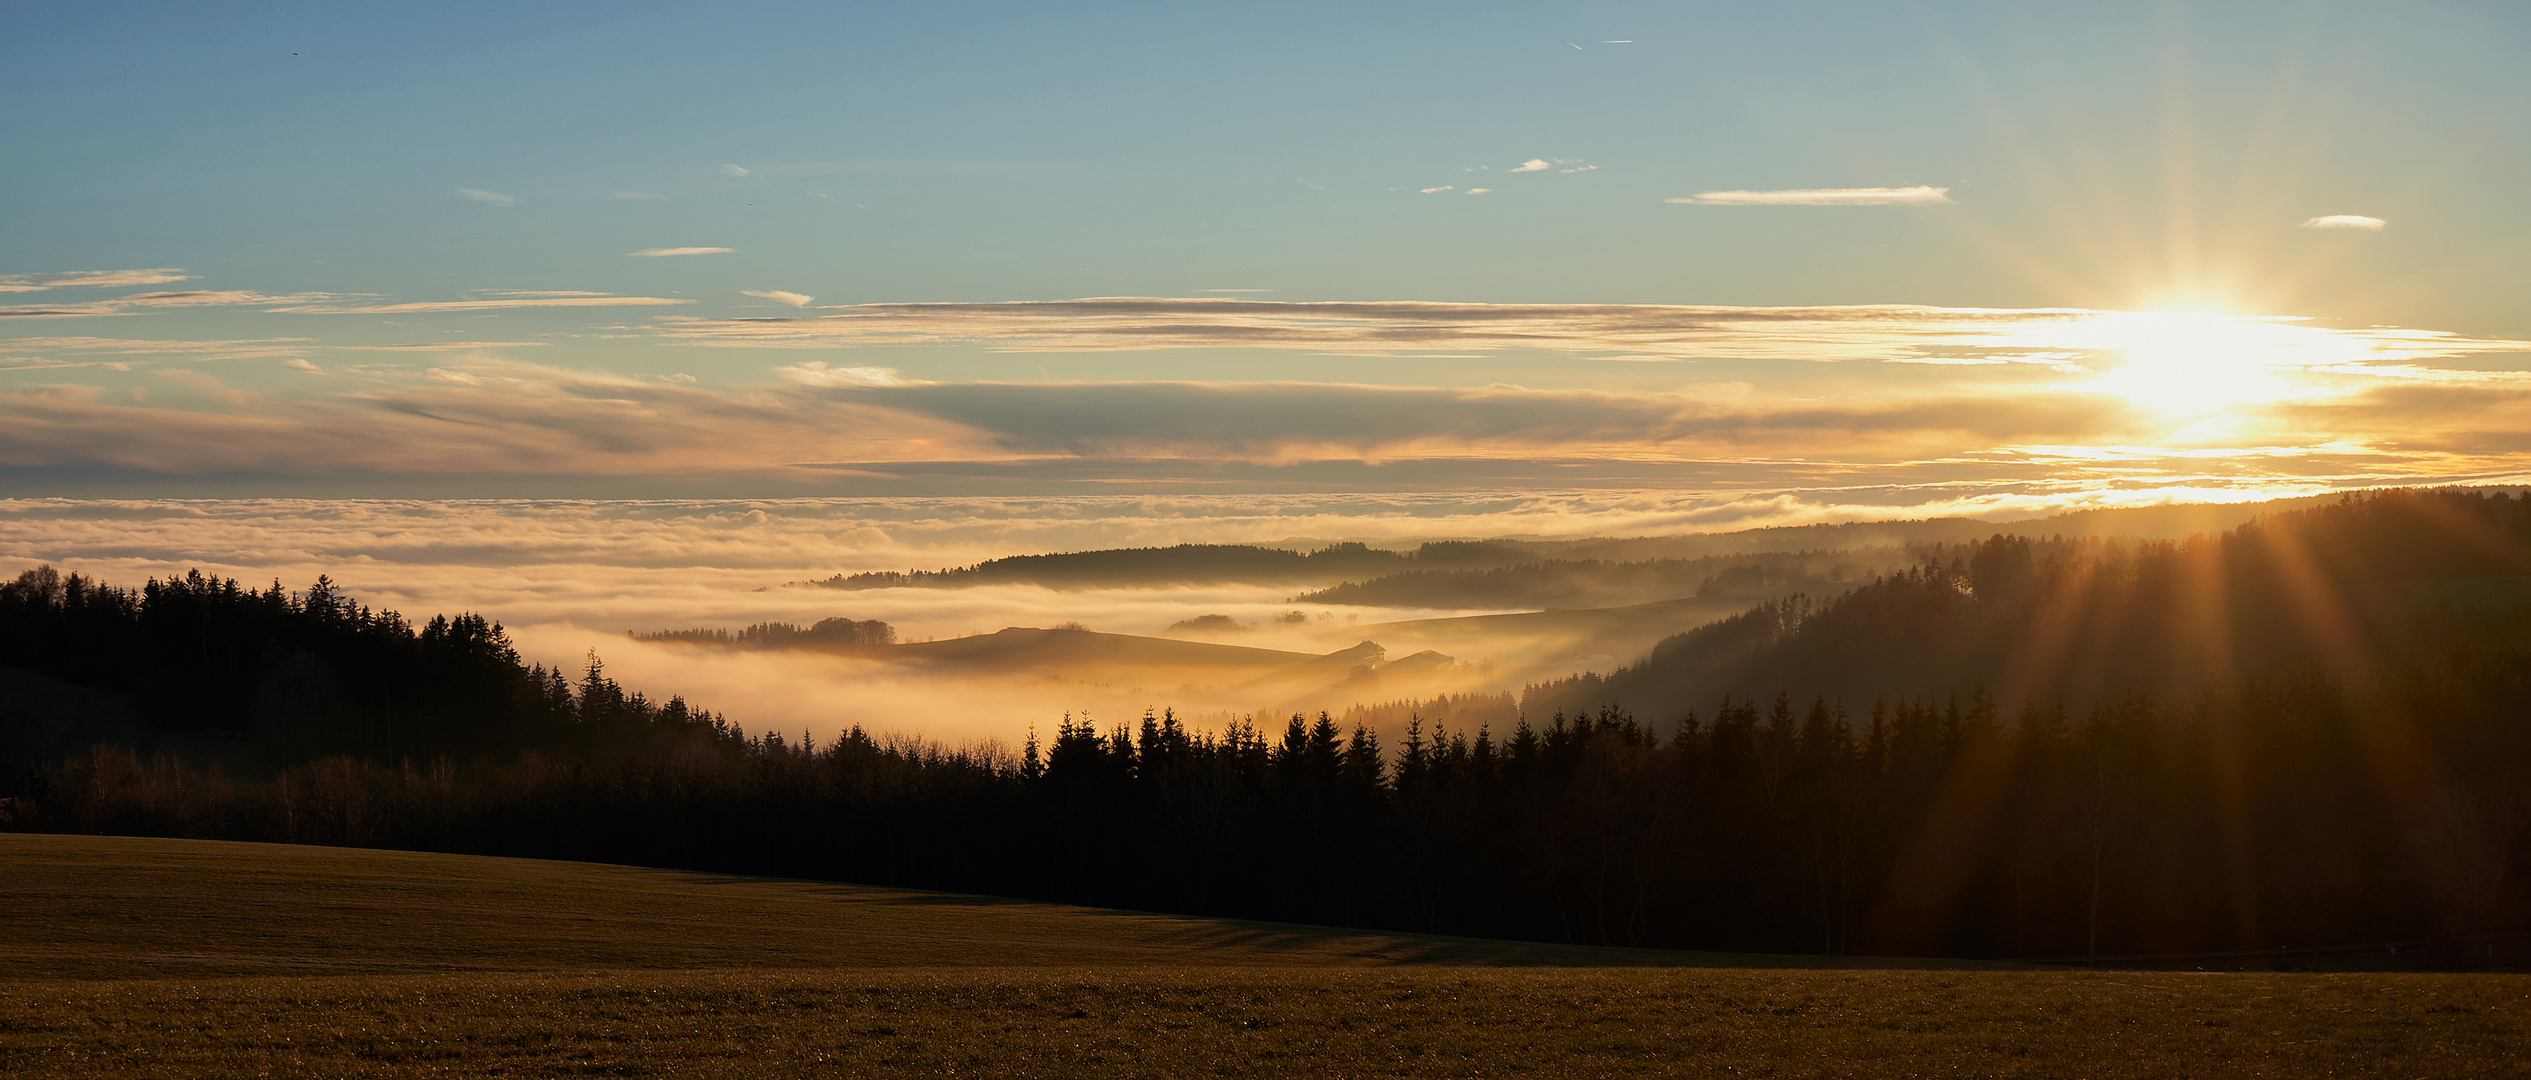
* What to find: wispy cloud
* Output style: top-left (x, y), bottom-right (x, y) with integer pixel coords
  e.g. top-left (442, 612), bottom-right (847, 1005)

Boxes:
top-left (0, 303), bottom-right (133, 319)
top-left (774, 362), bottom-right (907, 387)
top-left (0, 336), bottom-right (312, 357)
top-left (334, 341), bottom-right (549, 350)
top-left (1510, 158), bottom-right (1594, 176)
top-left (1298, 178), bottom-right (1329, 192)
top-left (742, 290), bottom-right (816, 308)
top-left (0, 268), bottom-right (195, 293)
top-left (1420, 186), bottom-right (1454, 194)
top-left (2300, 214), bottom-right (2387, 231)
top-left (0, 358), bottom-right (981, 478)
top-left (1668, 186), bottom-right (1953, 206)
top-left (720, 164), bottom-right (751, 177)
top-left (614, 192), bottom-right (668, 201)
top-left (629, 246), bottom-right (734, 257)
top-left (657, 298), bottom-right (2105, 361)
top-left (458, 189), bottom-right (522, 206)
top-left (7, 344), bottom-right (2531, 502)
top-left (656, 299), bottom-right (2531, 385)
top-left (0, 291), bottom-right (342, 319)
top-left (1466, 188), bottom-right (1492, 195)
top-left (273, 295), bottom-right (694, 314)
top-left (0, 355), bottom-right (2137, 480)
top-left (116, 290), bottom-right (327, 308)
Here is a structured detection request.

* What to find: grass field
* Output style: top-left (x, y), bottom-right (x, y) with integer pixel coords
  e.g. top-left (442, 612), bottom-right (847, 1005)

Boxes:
top-left (3, 834), bottom-right (2526, 1077)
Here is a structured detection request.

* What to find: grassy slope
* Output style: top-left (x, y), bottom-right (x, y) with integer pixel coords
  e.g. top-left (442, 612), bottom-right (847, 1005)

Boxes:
top-left (3, 835), bottom-right (2526, 1078)
top-left (0, 834), bottom-right (1767, 978)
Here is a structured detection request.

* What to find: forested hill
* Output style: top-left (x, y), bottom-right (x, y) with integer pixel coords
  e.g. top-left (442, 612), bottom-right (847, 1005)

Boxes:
top-left (1524, 489), bottom-right (2531, 721)
top-left (0, 567), bottom-right (732, 777)
top-left (9, 511), bottom-right (2531, 961)
top-left (1292, 550), bottom-right (1891, 610)
top-left (801, 541), bottom-right (1529, 590)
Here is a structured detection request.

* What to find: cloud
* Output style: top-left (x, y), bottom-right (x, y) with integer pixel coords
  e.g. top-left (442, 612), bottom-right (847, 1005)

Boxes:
top-left (721, 164), bottom-right (751, 177)
top-left (0, 336), bottom-right (312, 358)
top-left (743, 290), bottom-right (816, 308)
top-left (819, 380), bottom-right (2149, 464)
top-left (0, 268), bottom-right (194, 293)
top-left (1465, 188), bottom-right (1492, 195)
top-left (0, 356), bottom-right (2140, 482)
top-left (334, 341), bottom-right (549, 350)
top-left (1510, 158), bottom-right (1593, 175)
top-left (1668, 186), bottom-right (1953, 206)
top-left (0, 303), bottom-right (133, 319)
top-left (2300, 215), bottom-right (2387, 232)
top-left (0, 359), bottom-right (984, 478)
top-left (458, 189), bottom-right (522, 206)
top-left (1420, 186), bottom-right (1454, 194)
top-left (614, 192), bottom-right (668, 200)
top-left (656, 298), bottom-right (2121, 362)
top-left (154, 368), bottom-right (257, 407)
top-left (285, 359), bottom-right (328, 374)
top-left (0, 359), bottom-right (137, 373)
top-left (1299, 179), bottom-right (1329, 191)
top-left (1, 291), bottom-right (342, 319)
top-left (774, 362), bottom-right (907, 387)
top-left (629, 247), bottom-right (734, 257)
top-left (115, 290), bottom-right (327, 308)
top-left (272, 295), bottom-right (694, 314)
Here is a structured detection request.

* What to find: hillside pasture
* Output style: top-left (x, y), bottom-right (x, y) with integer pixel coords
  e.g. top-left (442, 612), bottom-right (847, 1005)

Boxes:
top-left (1, 835), bottom-right (2523, 1078)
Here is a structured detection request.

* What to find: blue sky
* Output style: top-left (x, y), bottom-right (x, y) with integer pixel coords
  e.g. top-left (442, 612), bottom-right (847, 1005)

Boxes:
top-left (5, 1), bottom-right (2529, 504)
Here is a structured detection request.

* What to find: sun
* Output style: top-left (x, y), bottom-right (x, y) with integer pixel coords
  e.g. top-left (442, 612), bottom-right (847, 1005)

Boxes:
top-left (2061, 309), bottom-right (2367, 421)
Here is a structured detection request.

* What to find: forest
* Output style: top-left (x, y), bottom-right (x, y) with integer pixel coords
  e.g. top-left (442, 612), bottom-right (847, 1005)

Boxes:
top-left (803, 540), bottom-right (1528, 590)
top-left (3, 489), bottom-right (2527, 962)
top-left (1290, 550), bottom-right (1879, 610)
top-left (632, 616), bottom-right (898, 651)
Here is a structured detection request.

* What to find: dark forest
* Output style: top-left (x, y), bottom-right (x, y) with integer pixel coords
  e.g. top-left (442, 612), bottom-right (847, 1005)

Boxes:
top-left (5, 489), bottom-right (2527, 962)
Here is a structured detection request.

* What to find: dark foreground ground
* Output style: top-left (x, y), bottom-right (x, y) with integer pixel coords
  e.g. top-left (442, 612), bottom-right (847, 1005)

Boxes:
top-left (3, 834), bottom-right (2525, 1078)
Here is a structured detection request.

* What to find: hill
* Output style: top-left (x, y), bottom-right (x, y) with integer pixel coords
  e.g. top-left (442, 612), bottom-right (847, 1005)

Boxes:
top-left (1291, 550), bottom-right (1887, 610)
top-left (1525, 489), bottom-right (2531, 719)
top-left (0, 833), bottom-right (1704, 980)
top-left (801, 540), bottom-right (1530, 590)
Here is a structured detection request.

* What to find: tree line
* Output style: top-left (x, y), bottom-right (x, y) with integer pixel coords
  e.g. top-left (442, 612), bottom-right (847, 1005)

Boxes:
top-left (4, 489), bottom-right (2527, 962)
top-left (803, 540), bottom-right (1527, 591)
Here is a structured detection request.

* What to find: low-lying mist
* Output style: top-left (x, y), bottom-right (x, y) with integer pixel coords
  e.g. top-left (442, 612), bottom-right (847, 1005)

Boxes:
top-left (0, 490), bottom-right (2307, 743)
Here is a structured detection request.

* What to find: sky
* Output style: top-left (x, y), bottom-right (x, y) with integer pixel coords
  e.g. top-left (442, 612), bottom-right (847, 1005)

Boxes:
top-left (5, 0), bottom-right (2529, 508)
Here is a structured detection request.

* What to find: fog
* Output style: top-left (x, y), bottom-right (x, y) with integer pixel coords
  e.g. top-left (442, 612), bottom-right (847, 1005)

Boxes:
top-left (0, 491), bottom-right (2103, 743)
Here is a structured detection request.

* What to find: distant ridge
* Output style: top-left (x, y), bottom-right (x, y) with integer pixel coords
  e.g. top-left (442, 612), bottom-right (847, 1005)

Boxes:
top-left (796, 541), bottom-right (1528, 591)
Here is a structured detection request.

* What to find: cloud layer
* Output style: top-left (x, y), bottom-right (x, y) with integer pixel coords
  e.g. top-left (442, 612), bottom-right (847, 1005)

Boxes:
top-left (655, 298), bottom-right (2523, 367)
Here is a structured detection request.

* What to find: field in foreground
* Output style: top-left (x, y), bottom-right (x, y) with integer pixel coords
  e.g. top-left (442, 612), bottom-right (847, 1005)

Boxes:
top-left (3, 835), bottom-right (2526, 1078)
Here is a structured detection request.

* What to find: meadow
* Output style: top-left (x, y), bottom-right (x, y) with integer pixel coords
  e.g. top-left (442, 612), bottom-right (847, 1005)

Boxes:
top-left (3, 834), bottom-right (2523, 1078)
